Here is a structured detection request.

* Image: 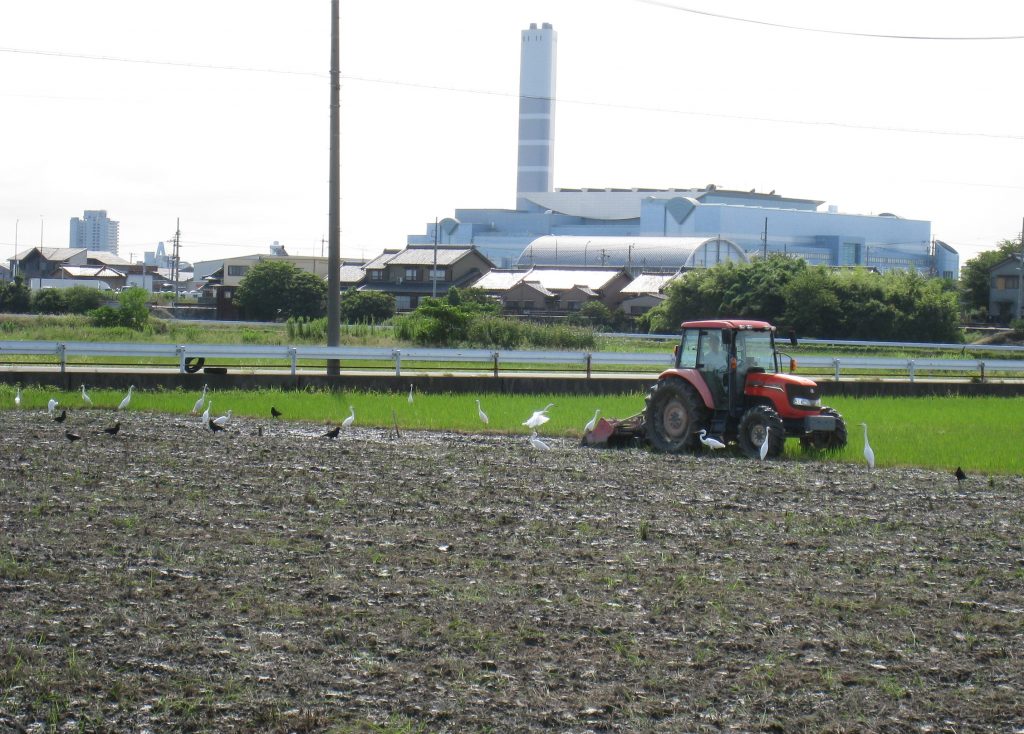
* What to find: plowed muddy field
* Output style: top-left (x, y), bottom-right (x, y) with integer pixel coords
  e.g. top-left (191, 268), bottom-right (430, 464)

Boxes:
top-left (2, 410), bottom-right (1023, 733)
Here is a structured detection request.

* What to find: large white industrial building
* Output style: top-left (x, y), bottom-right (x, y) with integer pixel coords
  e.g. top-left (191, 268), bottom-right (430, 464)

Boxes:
top-left (407, 23), bottom-right (958, 279)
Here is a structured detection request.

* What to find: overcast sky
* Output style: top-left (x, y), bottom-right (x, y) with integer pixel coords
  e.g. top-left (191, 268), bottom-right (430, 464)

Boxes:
top-left (1, 0), bottom-right (1022, 268)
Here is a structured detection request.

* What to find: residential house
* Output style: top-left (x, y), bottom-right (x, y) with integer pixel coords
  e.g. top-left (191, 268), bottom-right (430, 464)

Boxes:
top-left (616, 272), bottom-right (680, 316)
top-left (988, 254), bottom-right (1024, 324)
top-left (9, 247), bottom-right (89, 281)
top-left (472, 266), bottom-right (631, 315)
top-left (359, 245), bottom-right (494, 311)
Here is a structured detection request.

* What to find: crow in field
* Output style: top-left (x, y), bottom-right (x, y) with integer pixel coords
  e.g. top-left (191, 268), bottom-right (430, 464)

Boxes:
top-left (53, 409), bottom-right (67, 423)
top-left (955, 466), bottom-right (967, 483)
top-left (322, 425), bottom-right (340, 439)
top-left (271, 406), bottom-right (282, 419)
top-left (208, 418), bottom-right (225, 433)
top-left (64, 429), bottom-right (81, 442)
top-left (102, 421), bottom-right (121, 436)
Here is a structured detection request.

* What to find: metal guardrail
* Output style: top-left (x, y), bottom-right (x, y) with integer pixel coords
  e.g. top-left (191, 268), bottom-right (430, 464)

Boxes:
top-left (3, 339), bottom-right (1024, 381)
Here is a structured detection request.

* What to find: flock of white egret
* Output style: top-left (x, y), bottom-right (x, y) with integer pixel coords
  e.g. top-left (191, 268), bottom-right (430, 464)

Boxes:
top-left (12, 383), bottom-right (962, 477)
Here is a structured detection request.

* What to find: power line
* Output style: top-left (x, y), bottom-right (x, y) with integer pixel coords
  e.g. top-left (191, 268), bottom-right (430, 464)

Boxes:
top-left (632, 0), bottom-right (1024, 41)
top-left (0, 46), bottom-right (322, 76)
top-left (2, 46), bottom-right (1020, 141)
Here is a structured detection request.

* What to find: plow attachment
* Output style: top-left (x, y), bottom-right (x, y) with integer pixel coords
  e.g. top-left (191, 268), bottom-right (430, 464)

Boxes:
top-left (581, 413), bottom-right (647, 448)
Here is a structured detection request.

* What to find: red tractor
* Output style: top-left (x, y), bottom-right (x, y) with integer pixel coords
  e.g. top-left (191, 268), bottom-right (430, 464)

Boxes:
top-left (590, 319), bottom-right (847, 458)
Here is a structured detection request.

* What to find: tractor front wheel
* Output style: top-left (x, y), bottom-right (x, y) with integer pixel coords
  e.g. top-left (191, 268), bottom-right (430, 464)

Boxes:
top-left (644, 377), bottom-right (707, 453)
top-left (799, 406), bottom-right (848, 452)
top-left (738, 405), bottom-right (786, 459)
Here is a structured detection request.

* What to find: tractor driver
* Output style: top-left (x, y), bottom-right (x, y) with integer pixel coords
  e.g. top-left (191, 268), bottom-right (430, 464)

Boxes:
top-left (702, 331), bottom-right (729, 373)
top-left (704, 329), bottom-right (729, 403)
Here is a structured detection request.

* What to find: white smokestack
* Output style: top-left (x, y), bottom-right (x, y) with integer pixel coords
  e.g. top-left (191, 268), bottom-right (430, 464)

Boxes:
top-left (516, 22), bottom-right (557, 210)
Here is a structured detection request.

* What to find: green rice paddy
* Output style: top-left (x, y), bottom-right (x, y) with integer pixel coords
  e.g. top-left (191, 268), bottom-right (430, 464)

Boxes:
top-left (4, 385), bottom-right (1021, 475)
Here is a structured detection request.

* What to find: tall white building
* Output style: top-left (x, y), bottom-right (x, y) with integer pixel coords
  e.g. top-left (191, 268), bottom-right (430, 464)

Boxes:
top-left (69, 210), bottom-right (119, 255)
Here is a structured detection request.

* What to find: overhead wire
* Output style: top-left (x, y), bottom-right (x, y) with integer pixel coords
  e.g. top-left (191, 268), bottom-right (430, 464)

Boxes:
top-left (0, 46), bottom-right (1020, 141)
top-left (631, 0), bottom-right (1024, 41)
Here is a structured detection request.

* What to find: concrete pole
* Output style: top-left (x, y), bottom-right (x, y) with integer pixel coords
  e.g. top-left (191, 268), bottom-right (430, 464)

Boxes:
top-left (326, 0), bottom-right (341, 375)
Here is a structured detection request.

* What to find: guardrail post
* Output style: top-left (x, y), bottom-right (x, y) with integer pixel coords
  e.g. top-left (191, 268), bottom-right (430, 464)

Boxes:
top-left (57, 343), bottom-right (66, 374)
top-left (908, 359), bottom-right (915, 383)
top-left (176, 346), bottom-right (187, 374)
top-left (979, 360), bottom-right (985, 383)
top-left (393, 349), bottom-right (401, 377)
top-left (585, 352), bottom-right (592, 379)
top-left (289, 347), bottom-right (298, 376)
top-left (492, 351), bottom-right (499, 378)
top-left (832, 358), bottom-right (840, 382)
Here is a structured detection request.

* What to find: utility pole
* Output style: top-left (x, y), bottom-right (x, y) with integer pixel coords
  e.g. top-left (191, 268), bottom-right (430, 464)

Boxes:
top-left (326, 0), bottom-right (341, 376)
top-left (761, 217), bottom-right (768, 259)
top-left (171, 219), bottom-right (181, 299)
top-left (1017, 216), bottom-right (1024, 320)
top-left (432, 217), bottom-right (438, 298)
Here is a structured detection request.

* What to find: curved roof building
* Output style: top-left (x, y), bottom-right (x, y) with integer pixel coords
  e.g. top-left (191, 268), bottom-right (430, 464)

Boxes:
top-left (517, 235), bottom-right (747, 271)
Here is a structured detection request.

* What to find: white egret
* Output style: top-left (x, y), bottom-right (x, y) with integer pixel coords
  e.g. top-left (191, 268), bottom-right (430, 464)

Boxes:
top-left (523, 403), bottom-right (555, 429)
top-left (583, 409), bottom-right (600, 434)
top-left (759, 427), bottom-right (771, 461)
top-left (80, 384), bottom-right (92, 407)
top-left (191, 385), bottom-right (208, 415)
top-left (117, 385), bottom-right (134, 411)
top-left (475, 399), bottom-right (489, 425)
top-left (529, 431), bottom-right (551, 451)
top-left (212, 409), bottom-right (233, 428)
top-left (201, 400), bottom-right (211, 424)
top-left (14, 386), bottom-right (21, 408)
top-left (408, 384), bottom-right (414, 404)
top-left (698, 429), bottom-right (726, 450)
top-left (860, 423), bottom-right (875, 469)
top-left (47, 398), bottom-right (58, 416)
top-left (342, 406), bottom-right (356, 429)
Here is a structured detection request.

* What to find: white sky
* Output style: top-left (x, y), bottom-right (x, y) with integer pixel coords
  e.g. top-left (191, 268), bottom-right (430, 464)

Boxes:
top-left (1, 0), bottom-right (1022, 269)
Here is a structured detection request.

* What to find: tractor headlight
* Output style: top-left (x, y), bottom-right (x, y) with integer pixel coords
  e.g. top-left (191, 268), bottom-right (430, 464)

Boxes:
top-left (791, 396), bottom-right (821, 408)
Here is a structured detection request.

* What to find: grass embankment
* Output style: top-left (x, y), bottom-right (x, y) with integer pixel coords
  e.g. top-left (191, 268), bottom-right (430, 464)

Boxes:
top-left (5, 384), bottom-right (1022, 475)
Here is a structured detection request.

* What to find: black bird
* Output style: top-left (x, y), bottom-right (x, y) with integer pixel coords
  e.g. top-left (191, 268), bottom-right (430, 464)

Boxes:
top-left (53, 409), bottom-right (67, 423)
top-left (102, 421), bottom-right (121, 436)
top-left (208, 418), bottom-right (225, 433)
top-left (955, 466), bottom-right (967, 483)
top-left (322, 425), bottom-right (340, 439)
top-left (64, 429), bottom-right (81, 442)
top-left (271, 406), bottom-right (282, 419)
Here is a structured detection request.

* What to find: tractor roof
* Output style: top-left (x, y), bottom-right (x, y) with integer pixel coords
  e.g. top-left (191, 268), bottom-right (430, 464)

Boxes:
top-left (680, 319), bottom-right (775, 331)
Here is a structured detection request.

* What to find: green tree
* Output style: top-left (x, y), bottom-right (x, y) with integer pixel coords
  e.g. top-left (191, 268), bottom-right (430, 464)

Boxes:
top-left (959, 239), bottom-right (1019, 320)
top-left (63, 286), bottom-right (108, 314)
top-left (339, 289), bottom-right (395, 323)
top-left (31, 288), bottom-right (68, 314)
top-left (234, 261), bottom-right (327, 321)
top-left (0, 277), bottom-right (31, 313)
top-left (445, 287), bottom-right (501, 314)
top-left (87, 287), bottom-right (151, 329)
top-left (782, 267), bottom-right (843, 337)
top-left (566, 301), bottom-right (628, 331)
top-left (116, 287), bottom-right (151, 329)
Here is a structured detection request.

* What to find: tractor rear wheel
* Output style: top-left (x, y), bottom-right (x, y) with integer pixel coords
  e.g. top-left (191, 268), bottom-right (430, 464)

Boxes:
top-left (644, 377), bottom-right (707, 453)
top-left (799, 406), bottom-right (848, 452)
top-left (738, 405), bottom-right (786, 459)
